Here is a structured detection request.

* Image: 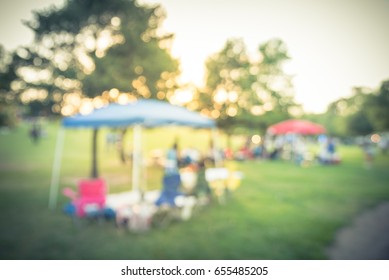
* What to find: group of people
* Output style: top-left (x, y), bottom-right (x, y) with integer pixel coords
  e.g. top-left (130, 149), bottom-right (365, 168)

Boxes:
top-left (224, 132), bottom-right (389, 169)
top-left (164, 140), bottom-right (222, 173)
top-left (222, 134), bottom-right (341, 166)
top-left (317, 136), bottom-right (341, 165)
top-left (359, 135), bottom-right (388, 169)
top-left (159, 141), bottom-right (213, 202)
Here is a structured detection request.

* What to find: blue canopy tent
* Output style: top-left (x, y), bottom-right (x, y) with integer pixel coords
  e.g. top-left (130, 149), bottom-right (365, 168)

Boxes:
top-left (48, 99), bottom-right (217, 209)
top-left (62, 99), bottom-right (216, 128)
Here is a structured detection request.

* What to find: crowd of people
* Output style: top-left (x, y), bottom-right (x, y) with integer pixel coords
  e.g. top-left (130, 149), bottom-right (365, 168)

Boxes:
top-left (222, 134), bottom-right (341, 167)
top-left (103, 130), bottom-right (388, 172)
top-left (357, 134), bottom-right (388, 169)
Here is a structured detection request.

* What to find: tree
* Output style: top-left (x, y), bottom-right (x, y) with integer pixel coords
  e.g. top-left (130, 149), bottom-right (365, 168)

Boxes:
top-left (201, 39), bottom-right (251, 135)
top-left (0, 46), bottom-right (15, 92)
top-left (11, 0), bottom-right (179, 116)
top-left (0, 45), bottom-right (18, 127)
top-left (366, 79), bottom-right (389, 132)
top-left (9, 0), bottom-right (180, 176)
top-left (314, 87), bottom-right (374, 137)
top-left (348, 110), bottom-right (374, 136)
top-left (198, 38), bottom-right (299, 143)
top-left (247, 38), bottom-right (299, 128)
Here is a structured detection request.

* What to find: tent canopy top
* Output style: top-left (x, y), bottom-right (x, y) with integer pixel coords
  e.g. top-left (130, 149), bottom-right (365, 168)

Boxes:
top-left (267, 119), bottom-right (326, 135)
top-left (62, 99), bottom-right (216, 129)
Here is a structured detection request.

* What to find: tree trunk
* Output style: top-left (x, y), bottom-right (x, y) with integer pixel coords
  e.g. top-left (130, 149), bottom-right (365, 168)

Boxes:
top-left (91, 128), bottom-right (99, 178)
top-left (226, 131), bottom-right (232, 149)
top-left (118, 128), bottom-right (128, 164)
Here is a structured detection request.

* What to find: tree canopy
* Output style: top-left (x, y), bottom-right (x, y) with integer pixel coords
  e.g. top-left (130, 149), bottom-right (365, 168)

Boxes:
top-left (366, 80), bottom-right (389, 132)
top-left (10, 0), bottom-right (179, 116)
top-left (306, 80), bottom-right (389, 137)
top-left (3, 0), bottom-right (388, 138)
top-left (197, 38), bottom-right (300, 136)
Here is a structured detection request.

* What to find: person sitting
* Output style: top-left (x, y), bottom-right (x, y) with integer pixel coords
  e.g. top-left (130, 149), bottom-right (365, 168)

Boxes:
top-left (193, 160), bottom-right (212, 203)
top-left (317, 137), bottom-right (341, 165)
top-left (252, 144), bottom-right (263, 159)
top-left (155, 173), bottom-right (182, 207)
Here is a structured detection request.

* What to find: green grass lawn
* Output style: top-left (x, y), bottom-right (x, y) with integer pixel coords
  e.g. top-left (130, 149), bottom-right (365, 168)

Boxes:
top-left (1, 121), bottom-right (389, 259)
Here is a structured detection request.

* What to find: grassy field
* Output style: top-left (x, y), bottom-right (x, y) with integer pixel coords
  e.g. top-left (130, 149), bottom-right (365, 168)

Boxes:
top-left (1, 121), bottom-right (389, 259)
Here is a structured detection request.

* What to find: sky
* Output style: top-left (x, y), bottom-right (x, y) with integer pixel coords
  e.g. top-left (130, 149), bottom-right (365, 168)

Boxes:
top-left (1, 0), bottom-right (388, 113)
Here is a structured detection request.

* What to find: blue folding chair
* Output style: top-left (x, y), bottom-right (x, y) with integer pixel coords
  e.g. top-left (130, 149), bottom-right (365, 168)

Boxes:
top-left (155, 173), bottom-right (182, 207)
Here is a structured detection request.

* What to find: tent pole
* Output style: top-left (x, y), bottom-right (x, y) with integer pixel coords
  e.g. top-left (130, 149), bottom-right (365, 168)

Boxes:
top-left (132, 124), bottom-right (142, 196)
top-left (91, 128), bottom-right (99, 178)
top-left (48, 127), bottom-right (65, 210)
top-left (212, 127), bottom-right (221, 167)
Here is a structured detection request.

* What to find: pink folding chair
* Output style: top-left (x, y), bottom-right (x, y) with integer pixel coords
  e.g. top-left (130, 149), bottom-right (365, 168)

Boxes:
top-left (63, 178), bottom-right (107, 217)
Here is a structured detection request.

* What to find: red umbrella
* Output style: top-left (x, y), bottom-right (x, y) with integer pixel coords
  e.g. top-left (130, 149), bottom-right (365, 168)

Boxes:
top-left (267, 119), bottom-right (326, 135)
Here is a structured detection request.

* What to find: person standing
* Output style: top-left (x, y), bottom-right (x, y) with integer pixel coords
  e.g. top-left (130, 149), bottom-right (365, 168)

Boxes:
top-left (362, 140), bottom-right (375, 169)
top-left (165, 141), bottom-right (179, 175)
top-left (326, 137), bottom-right (336, 163)
top-left (29, 120), bottom-right (41, 144)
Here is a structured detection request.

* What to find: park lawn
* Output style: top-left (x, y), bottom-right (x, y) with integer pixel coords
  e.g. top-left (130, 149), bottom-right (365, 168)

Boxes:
top-left (0, 121), bottom-right (389, 259)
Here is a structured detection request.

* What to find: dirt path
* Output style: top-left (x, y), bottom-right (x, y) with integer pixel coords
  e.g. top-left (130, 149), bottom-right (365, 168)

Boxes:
top-left (326, 202), bottom-right (389, 260)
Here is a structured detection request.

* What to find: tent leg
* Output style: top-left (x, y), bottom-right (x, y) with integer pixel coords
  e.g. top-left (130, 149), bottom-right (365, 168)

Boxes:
top-left (132, 124), bottom-right (142, 197)
top-left (48, 128), bottom-right (65, 210)
top-left (91, 128), bottom-right (99, 178)
top-left (212, 127), bottom-right (222, 167)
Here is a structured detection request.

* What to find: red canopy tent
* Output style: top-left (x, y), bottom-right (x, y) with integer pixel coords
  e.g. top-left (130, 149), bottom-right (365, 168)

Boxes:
top-left (267, 119), bottom-right (326, 135)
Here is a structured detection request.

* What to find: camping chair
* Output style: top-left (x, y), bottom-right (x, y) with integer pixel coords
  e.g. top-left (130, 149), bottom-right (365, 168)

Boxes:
top-left (63, 178), bottom-right (108, 218)
top-left (180, 169), bottom-right (198, 194)
top-left (155, 173), bottom-right (182, 207)
top-left (153, 173), bottom-right (183, 227)
top-left (205, 168), bottom-right (228, 203)
top-left (205, 168), bottom-right (243, 203)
